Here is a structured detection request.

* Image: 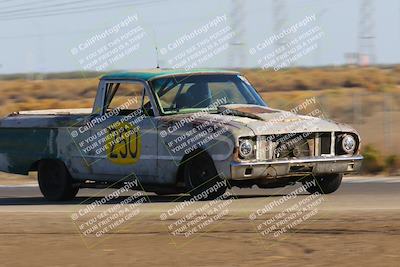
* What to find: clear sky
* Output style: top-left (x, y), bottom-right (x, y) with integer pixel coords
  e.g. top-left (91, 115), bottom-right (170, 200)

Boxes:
top-left (0, 0), bottom-right (398, 74)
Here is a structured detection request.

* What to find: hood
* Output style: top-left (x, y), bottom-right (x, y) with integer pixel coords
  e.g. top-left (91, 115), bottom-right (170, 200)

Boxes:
top-left (217, 104), bottom-right (353, 135)
top-left (160, 104), bottom-right (357, 137)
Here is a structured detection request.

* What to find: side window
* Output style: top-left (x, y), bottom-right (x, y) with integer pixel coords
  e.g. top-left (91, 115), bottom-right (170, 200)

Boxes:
top-left (107, 82), bottom-right (143, 110)
top-left (142, 90), bottom-right (154, 116)
top-left (105, 82), bottom-right (154, 116)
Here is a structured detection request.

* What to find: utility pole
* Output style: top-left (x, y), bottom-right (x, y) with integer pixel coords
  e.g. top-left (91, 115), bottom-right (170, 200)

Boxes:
top-left (358, 0), bottom-right (376, 66)
top-left (228, 0), bottom-right (246, 68)
top-left (272, 0), bottom-right (288, 52)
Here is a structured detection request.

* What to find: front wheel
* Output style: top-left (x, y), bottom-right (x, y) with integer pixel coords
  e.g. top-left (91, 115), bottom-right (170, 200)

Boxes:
top-left (184, 151), bottom-right (227, 200)
top-left (38, 160), bottom-right (79, 201)
top-left (303, 174), bottom-right (343, 194)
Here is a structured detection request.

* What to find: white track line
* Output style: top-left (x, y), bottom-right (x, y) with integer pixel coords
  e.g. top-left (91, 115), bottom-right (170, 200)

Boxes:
top-left (0, 177), bottom-right (399, 188)
top-left (0, 184), bottom-right (38, 188)
top-left (343, 177), bottom-right (400, 183)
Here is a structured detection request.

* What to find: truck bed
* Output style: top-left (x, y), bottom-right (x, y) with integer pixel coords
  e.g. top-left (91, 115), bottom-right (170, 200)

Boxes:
top-left (0, 109), bottom-right (91, 175)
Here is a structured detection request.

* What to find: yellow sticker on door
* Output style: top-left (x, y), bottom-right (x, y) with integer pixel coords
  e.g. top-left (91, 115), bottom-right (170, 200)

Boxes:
top-left (106, 122), bottom-right (141, 164)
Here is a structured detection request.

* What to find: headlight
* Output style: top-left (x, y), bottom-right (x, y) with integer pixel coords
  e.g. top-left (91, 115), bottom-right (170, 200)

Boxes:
top-left (239, 139), bottom-right (254, 159)
top-left (341, 134), bottom-right (356, 154)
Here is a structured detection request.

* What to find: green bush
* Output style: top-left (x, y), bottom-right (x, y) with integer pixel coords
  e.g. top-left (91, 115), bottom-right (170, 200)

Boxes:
top-left (385, 155), bottom-right (400, 175)
top-left (361, 145), bottom-right (385, 174)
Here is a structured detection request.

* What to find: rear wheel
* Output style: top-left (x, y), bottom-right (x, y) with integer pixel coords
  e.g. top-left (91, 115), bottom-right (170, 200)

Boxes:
top-left (38, 160), bottom-right (79, 201)
top-left (304, 174), bottom-right (343, 194)
top-left (184, 151), bottom-right (227, 200)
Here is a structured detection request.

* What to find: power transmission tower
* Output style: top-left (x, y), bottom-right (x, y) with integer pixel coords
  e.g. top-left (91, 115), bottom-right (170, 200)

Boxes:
top-left (272, 0), bottom-right (294, 69)
top-left (272, 0), bottom-right (288, 51)
top-left (358, 0), bottom-right (376, 66)
top-left (228, 0), bottom-right (246, 68)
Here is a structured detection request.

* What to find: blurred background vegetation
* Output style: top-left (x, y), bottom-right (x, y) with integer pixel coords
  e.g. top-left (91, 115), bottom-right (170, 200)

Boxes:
top-left (0, 66), bottom-right (399, 175)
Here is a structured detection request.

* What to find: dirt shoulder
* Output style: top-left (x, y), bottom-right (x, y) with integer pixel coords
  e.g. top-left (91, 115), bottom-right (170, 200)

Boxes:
top-left (0, 172), bottom-right (37, 186)
top-left (0, 210), bottom-right (399, 267)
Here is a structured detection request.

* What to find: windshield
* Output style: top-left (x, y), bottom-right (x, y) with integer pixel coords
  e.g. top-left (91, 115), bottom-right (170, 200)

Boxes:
top-left (150, 74), bottom-right (267, 115)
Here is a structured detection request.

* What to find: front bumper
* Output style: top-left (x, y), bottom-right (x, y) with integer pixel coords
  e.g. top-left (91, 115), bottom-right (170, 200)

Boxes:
top-left (230, 155), bottom-right (363, 180)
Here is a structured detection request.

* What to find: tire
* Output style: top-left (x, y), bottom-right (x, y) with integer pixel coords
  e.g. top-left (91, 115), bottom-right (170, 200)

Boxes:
top-left (303, 174), bottom-right (343, 194)
top-left (38, 160), bottom-right (79, 201)
top-left (184, 151), bottom-right (227, 200)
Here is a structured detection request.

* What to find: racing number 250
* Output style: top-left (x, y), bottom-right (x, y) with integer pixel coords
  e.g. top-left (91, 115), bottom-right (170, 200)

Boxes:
top-left (106, 122), bottom-right (141, 164)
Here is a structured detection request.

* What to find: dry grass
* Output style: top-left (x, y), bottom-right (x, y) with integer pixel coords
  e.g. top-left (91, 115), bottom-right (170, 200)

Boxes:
top-left (0, 78), bottom-right (98, 117)
top-left (243, 67), bottom-right (396, 92)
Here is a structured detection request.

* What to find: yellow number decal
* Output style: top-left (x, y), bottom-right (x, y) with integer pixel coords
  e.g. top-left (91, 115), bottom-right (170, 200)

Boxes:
top-left (106, 122), bottom-right (141, 164)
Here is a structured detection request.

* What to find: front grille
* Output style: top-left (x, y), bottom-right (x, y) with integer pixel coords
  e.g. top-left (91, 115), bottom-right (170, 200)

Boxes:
top-left (274, 134), bottom-right (310, 158)
top-left (320, 133), bottom-right (332, 155)
top-left (258, 132), bottom-right (334, 160)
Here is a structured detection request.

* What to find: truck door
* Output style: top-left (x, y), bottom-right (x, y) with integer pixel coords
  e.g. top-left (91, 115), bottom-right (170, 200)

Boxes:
top-left (86, 80), bottom-right (158, 183)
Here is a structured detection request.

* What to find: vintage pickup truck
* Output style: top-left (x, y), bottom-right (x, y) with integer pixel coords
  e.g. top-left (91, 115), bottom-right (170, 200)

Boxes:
top-left (0, 69), bottom-right (363, 200)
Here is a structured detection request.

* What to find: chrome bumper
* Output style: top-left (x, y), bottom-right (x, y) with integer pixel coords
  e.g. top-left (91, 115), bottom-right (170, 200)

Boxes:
top-left (230, 155), bottom-right (363, 180)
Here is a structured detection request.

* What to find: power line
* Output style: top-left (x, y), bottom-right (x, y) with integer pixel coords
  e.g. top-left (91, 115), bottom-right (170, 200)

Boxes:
top-left (0, 0), bottom-right (53, 11)
top-left (0, 0), bottom-right (117, 15)
top-left (0, 27), bottom-right (109, 39)
top-left (0, 0), bottom-right (165, 21)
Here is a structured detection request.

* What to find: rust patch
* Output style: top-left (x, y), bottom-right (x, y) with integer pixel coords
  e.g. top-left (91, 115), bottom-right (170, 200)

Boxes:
top-left (231, 106), bottom-right (278, 114)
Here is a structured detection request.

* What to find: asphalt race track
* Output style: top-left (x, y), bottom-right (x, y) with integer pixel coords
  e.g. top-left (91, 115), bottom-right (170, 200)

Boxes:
top-left (0, 176), bottom-right (400, 211)
top-left (0, 176), bottom-right (399, 266)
